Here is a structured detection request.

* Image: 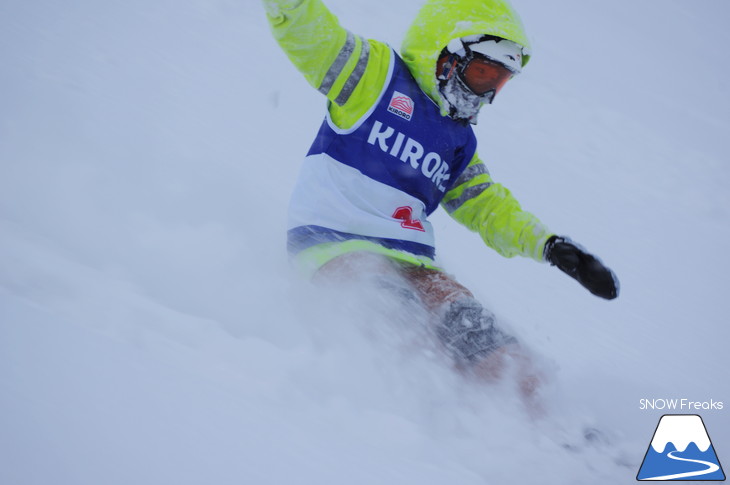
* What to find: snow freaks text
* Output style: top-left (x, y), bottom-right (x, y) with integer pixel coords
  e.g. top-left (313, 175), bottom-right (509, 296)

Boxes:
top-left (639, 399), bottom-right (724, 411)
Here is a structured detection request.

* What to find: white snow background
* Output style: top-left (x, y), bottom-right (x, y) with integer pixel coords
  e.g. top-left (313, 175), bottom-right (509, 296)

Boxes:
top-left (1, 0), bottom-right (729, 483)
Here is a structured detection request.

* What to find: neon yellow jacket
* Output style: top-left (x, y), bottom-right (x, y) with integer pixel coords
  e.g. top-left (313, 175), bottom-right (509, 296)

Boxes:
top-left (264, 0), bottom-right (553, 264)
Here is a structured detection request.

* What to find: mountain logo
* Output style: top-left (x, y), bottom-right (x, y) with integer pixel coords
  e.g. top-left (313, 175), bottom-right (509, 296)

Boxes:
top-left (387, 91), bottom-right (414, 121)
top-left (637, 414), bottom-right (725, 481)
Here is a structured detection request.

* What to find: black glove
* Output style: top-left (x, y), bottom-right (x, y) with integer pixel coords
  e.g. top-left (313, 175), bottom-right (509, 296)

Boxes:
top-left (543, 236), bottom-right (620, 300)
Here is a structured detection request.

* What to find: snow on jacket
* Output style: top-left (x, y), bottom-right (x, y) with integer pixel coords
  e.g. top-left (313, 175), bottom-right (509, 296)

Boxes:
top-left (263, 0), bottom-right (554, 274)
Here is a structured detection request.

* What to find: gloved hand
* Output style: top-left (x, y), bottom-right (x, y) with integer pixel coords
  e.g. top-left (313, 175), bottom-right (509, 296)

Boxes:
top-left (543, 236), bottom-right (620, 300)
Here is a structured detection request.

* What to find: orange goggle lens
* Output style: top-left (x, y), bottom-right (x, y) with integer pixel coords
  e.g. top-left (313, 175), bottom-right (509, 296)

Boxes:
top-left (460, 57), bottom-right (515, 97)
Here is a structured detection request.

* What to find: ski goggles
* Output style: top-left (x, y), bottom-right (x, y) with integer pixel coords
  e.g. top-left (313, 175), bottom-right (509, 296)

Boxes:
top-left (439, 36), bottom-right (524, 101)
top-left (457, 54), bottom-right (516, 99)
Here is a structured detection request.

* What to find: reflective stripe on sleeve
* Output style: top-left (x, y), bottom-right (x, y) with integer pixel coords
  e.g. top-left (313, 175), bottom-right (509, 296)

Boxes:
top-left (443, 182), bottom-right (493, 214)
top-left (334, 36), bottom-right (370, 105)
top-left (451, 162), bottom-right (489, 188)
top-left (318, 31), bottom-right (357, 97)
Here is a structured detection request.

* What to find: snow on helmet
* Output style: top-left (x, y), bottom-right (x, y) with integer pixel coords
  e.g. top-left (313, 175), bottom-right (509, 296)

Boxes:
top-left (465, 35), bottom-right (524, 74)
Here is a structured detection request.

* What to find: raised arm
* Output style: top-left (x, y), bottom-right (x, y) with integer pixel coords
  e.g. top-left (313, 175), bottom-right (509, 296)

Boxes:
top-left (263, 0), bottom-right (391, 126)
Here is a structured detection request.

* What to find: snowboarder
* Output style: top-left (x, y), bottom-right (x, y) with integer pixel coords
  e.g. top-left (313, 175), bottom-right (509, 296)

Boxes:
top-left (262, 0), bottom-right (619, 408)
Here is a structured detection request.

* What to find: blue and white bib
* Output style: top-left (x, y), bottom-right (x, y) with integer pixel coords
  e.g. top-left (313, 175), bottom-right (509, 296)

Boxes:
top-left (287, 51), bottom-right (477, 260)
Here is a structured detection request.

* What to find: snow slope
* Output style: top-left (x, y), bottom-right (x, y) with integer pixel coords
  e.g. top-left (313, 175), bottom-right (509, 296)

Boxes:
top-left (1, 0), bottom-right (729, 483)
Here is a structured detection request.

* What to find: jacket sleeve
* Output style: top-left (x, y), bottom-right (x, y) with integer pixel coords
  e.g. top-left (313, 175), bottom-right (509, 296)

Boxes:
top-left (263, 0), bottom-right (391, 127)
top-left (441, 154), bottom-right (555, 262)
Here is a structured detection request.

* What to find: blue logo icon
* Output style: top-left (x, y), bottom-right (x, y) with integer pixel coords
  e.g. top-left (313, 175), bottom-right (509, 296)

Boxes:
top-left (637, 414), bottom-right (725, 481)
